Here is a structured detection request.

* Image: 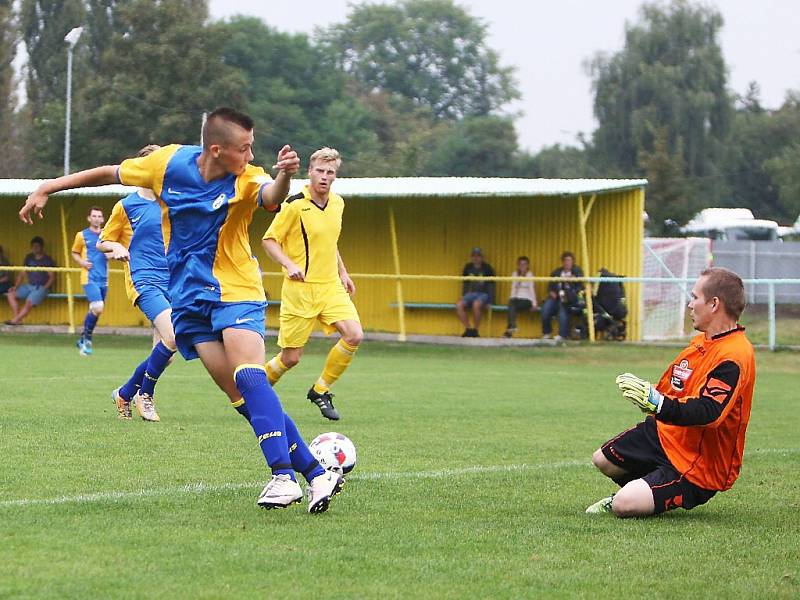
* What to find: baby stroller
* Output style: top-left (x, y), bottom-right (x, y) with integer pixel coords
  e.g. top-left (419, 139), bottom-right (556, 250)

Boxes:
top-left (593, 268), bottom-right (627, 341)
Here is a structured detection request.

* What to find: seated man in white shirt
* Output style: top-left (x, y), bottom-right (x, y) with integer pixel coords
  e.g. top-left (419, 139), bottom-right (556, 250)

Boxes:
top-left (504, 255), bottom-right (537, 338)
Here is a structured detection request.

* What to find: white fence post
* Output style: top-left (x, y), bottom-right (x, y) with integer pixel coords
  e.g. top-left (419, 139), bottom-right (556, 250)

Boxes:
top-left (768, 282), bottom-right (776, 351)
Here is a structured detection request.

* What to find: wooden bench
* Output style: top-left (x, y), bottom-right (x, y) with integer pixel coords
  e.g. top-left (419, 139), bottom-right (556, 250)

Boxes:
top-left (389, 301), bottom-right (541, 336)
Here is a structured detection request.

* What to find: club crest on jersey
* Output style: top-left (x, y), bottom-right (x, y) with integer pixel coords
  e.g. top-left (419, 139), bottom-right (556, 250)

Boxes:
top-left (670, 359), bottom-right (692, 391)
top-left (212, 193), bottom-right (226, 210)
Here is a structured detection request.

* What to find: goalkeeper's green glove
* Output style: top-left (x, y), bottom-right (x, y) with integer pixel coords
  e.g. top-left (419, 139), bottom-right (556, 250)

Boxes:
top-left (615, 372), bottom-right (663, 414)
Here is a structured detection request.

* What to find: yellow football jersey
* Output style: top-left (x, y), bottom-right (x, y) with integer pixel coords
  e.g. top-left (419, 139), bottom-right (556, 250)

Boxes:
top-left (263, 185), bottom-right (344, 284)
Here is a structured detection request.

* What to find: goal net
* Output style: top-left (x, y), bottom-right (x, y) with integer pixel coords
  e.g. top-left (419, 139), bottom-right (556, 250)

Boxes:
top-left (641, 238), bottom-right (712, 340)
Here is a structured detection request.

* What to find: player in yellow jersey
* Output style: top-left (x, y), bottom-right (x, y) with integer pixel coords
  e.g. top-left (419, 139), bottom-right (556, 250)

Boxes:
top-left (262, 147), bottom-right (362, 421)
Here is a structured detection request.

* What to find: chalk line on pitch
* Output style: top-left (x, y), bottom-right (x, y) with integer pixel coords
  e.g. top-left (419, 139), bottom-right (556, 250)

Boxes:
top-left (0, 461), bottom-right (589, 508)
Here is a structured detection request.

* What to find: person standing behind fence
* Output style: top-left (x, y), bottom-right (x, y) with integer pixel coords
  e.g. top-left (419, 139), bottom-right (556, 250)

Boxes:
top-left (504, 255), bottom-right (537, 338)
top-left (456, 247), bottom-right (495, 337)
top-left (541, 251), bottom-right (584, 342)
top-left (5, 236), bottom-right (55, 325)
top-left (72, 206), bottom-right (108, 356)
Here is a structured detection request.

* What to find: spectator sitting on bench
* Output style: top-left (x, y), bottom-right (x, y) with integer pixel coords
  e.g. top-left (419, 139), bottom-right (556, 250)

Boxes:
top-left (5, 236), bottom-right (55, 325)
top-left (541, 251), bottom-right (584, 342)
top-left (0, 245), bottom-right (11, 295)
top-left (504, 255), bottom-right (537, 338)
top-left (456, 247), bottom-right (495, 337)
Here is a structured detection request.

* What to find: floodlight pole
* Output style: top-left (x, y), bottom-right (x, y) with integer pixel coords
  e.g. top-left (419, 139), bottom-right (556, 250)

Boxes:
top-left (64, 27), bottom-right (83, 176)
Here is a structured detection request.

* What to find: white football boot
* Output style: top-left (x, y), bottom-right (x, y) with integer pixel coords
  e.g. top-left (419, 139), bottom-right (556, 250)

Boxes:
top-left (307, 470), bottom-right (344, 514)
top-left (257, 474), bottom-right (303, 509)
top-left (134, 391), bottom-right (161, 422)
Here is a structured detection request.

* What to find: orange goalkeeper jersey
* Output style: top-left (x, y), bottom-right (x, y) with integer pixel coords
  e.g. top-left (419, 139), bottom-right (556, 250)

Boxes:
top-left (654, 326), bottom-right (755, 491)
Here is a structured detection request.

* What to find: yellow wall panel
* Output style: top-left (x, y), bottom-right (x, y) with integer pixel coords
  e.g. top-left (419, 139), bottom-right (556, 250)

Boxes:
top-left (1, 185), bottom-right (644, 340)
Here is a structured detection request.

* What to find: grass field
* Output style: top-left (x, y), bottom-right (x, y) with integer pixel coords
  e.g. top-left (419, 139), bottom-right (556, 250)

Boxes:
top-left (1, 333), bottom-right (798, 599)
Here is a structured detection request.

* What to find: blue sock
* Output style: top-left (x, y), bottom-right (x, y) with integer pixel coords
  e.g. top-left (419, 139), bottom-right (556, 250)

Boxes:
top-left (139, 342), bottom-right (175, 396)
top-left (231, 398), bottom-right (250, 420)
top-left (83, 311), bottom-right (99, 340)
top-left (119, 358), bottom-right (148, 401)
top-left (284, 413), bottom-right (324, 482)
top-left (234, 365), bottom-right (293, 479)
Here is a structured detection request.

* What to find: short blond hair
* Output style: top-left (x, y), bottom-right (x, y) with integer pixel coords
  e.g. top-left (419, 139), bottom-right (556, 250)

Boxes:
top-left (309, 147), bottom-right (341, 169)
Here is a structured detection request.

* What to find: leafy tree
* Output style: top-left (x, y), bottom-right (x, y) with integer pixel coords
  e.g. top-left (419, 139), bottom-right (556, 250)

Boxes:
top-left (219, 16), bottom-right (373, 171)
top-left (80, 0), bottom-right (245, 165)
top-left (21, 0), bottom-right (88, 174)
top-left (320, 0), bottom-right (518, 120)
top-left (523, 143), bottom-right (598, 179)
top-left (0, 0), bottom-right (20, 176)
top-left (427, 115), bottom-right (519, 176)
top-left (589, 0), bottom-right (732, 225)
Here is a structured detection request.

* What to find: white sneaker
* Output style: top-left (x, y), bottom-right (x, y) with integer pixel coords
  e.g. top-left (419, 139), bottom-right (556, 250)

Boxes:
top-left (134, 392), bottom-right (160, 422)
top-left (307, 470), bottom-right (344, 514)
top-left (541, 333), bottom-right (553, 340)
top-left (554, 335), bottom-right (565, 343)
top-left (257, 474), bottom-right (303, 509)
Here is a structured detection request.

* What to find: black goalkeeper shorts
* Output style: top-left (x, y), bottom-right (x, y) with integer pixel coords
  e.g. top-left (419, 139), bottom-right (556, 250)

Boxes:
top-left (601, 417), bottom-right (716, 513)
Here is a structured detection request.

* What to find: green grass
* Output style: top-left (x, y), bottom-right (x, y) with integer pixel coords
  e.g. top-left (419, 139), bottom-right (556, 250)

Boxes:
top-left (1, 334), bottom-right (798, 599)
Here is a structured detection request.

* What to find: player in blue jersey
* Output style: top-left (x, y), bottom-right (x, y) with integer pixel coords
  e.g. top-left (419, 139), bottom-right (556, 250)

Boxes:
top-left (71, 206), bottom-right (108, 355)
top-left (19, 108), bottom-right (344, 514)
top-left (98, 145), bottom-right (173, 422)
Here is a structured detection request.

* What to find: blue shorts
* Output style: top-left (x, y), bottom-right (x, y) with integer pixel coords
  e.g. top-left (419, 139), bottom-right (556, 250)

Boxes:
top-left (172, 300), bottom-right (266, 360)
top-left (15, 284), bottom-right (49, 306)
top-left (83, 283), bottom-right (108, 304)
top-left (135, 284), bottom-right (172, 322)
top-left (462, 291), bottom-right (490, 308)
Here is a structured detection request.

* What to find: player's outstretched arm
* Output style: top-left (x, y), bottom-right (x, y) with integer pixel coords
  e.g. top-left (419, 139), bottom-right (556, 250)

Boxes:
top-left (20, 166), bottom-right (120, 224)
top-left (261, 145), bottom-right (300, 209)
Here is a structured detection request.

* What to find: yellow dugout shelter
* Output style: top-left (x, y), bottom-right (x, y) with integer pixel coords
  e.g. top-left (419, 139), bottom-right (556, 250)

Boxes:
top-left (0, 177), bottom-right (645, 340)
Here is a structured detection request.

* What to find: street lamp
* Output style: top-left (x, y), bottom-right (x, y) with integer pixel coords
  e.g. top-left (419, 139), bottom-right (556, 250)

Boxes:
top-left (63, 26), bottom-right (83, 176)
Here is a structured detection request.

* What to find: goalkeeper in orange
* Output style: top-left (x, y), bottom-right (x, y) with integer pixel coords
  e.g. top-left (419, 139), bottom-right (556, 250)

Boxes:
top-left (262, 147), bottom-right (362, 421)
top-left (587, 267), bottom-right (756, 517)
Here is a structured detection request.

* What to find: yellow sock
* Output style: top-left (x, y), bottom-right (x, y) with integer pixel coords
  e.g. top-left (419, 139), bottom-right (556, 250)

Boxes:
top-left (314, 339), bottom-right (358, 393)
top-left (265, 355), bottom-right (289, 386)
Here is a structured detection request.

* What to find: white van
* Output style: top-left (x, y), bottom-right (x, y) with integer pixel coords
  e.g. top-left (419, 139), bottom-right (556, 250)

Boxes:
top-left (681, 208), bottom-right (780, 241)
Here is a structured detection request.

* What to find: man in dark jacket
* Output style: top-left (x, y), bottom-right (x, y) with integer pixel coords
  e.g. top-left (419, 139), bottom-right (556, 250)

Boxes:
top-left (455, 247), bottom-right (495, 337)
top-left (540, 251), bottom-right (583, 341)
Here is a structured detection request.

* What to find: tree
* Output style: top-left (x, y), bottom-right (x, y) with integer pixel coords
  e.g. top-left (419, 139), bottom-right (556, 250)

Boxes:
top-left (589, 0), bottom-right (732, 223)
top-left (427, 115), bottom-right (520, 176)
top-left (0, 0), bottom-right (20, 176)
top-left (219, 16), bottom-right (372, 170)
top-left (320, 0), bottom-right (518, 120)
top-left (21, 0), bottom-right (88, 174)
top-left (79, 0), bottom-right (246, 166)
top-left (523, 143), bottom-right (598, 179)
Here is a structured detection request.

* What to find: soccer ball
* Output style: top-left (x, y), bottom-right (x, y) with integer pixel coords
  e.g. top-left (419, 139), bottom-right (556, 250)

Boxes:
top-left (309, 432), bottom-right (357, 474)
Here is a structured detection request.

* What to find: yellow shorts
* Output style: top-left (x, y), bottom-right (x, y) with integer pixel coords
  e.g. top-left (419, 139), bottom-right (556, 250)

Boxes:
top-left (278, 279), bottom-right (360, 348)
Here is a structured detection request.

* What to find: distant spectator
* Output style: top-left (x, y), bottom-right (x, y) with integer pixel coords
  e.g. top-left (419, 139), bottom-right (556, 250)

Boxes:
top-left (0, 246), bottom-right (11, 295)
top-left (541, 251), bottom-right (584, 341)
top-left (5, 236), bottom-right (55, 325)
top-left (456, 247), bottom-right (495, 337)
top-left (504, 255), bottom-right (537, 338)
